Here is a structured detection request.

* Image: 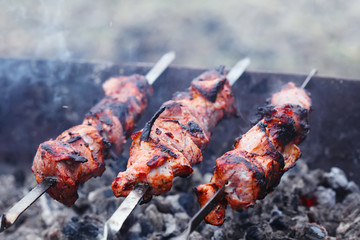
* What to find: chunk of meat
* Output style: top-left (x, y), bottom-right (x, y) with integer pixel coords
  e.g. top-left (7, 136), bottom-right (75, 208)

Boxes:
top-left (32, 74), bottom-right (152, 206)
top-left (112, 68), bottom-right (237, 200)
top-left (196, 82), bottom-right (311, 225)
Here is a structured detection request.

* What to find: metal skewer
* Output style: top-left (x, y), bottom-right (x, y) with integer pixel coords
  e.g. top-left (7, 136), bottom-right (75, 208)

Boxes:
top-left (0, 177), bottom-right (57, 232)
top-left (102, 57), bottom-right (250, 240)
top-left (146, 51), bottom-right (176, 84)
top-left (175, 68), bottom-right (317, 240)
top-left (0, 52), bottom-right (176, 234)
top-left (301, 68), bottom-right (317, 89)
top-left (227, 57), bottom-right (251, 86)
top-left (172, 184), bottom-right (226, 240)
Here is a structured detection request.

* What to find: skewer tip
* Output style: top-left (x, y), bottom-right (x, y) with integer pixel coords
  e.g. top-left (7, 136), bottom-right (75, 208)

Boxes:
top-left (164, 51), bottom-right (176, 59)
top-left (227, 57), bottom-right (251, 86)
top-left (301, 68), bottom-right (318, 89)
top-left (242, 57), bottom-right (251, 66)
top-left (145, 51), bottom-right (176, 85)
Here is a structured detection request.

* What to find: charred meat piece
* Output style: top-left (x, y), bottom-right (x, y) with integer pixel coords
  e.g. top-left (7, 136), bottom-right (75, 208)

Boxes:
top-left (196, 82), bottom-right (311, 225)
top-left (112, 69), bottom-right (237, 200)
top-left (32, 74), bottom-right (152, 206)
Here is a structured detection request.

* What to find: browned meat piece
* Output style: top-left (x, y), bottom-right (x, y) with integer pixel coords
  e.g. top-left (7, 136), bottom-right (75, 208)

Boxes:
top-left (196, 82), bottom-right (311, 225)
top-left (85, 75), bottom-right (152, 140)
top-left (271, 82), bottom-right (311, 110)
top-left (32, 74), bottom-right (152, 206)
top-left (112, 68), bottom-right (237, 200)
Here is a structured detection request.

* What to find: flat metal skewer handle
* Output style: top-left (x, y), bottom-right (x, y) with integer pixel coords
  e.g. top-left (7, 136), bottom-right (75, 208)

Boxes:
top-left (0, 177), bottom-right (57, 232)
top-left (174, 184), bottom-right (226, 240)
top-left (103, 184), bottom-right (149, 240)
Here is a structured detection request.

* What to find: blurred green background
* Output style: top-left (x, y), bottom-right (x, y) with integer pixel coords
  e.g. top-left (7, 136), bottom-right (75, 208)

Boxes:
top-left (1, 0), bottom-right (359, 78)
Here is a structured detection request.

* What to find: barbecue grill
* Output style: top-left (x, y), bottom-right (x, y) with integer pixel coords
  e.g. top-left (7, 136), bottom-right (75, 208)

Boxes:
top-left (1, 58), bottom-right (360, 239)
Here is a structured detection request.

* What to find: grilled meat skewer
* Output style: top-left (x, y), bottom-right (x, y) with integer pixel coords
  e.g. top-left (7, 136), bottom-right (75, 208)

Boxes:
top-left (31, 53), bottom-right (175, 207)
top-left (0, 52), bottom-right (176, 234)
top-left (32, 74), bottom-right (152, 206)
top-left (195, 80), bottom-right (312, 226)
top-left (104, 58), bottom-right (250, 239)
top-left (112, 67), bottom-right (237, 200)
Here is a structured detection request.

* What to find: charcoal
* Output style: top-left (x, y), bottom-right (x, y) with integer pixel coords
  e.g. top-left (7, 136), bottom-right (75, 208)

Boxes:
top-left (43, 220), bottom-right (63, 240)
top-left (1, 160), bottom-right (360, 239)
top-left (162, 213), bottom-right (176, 237)
top-left (342, 192), bottom-right (360, 206)
top-left (161, 212), bottom-right (189, 238)
top-left (313, 186), bottom-right (336, 208)
top-left (201, 224), bottom-right (222, 239)
top-left (211, 229), bottom-right (226, 240)
top-left (126, 222), bottom-right (142, 239)
top-left (153, 196), bottom-right (175, 214)
top-left (0, 175), bottom-right (22, 208)
top-left (72, 197), bottom-right (91, 215)
top-left (245, 225), bottom-right (267, 240)
top-left (178, 192), bottom-right (196, 215)
top-left (346, 181), bottom-right (360, 193)
top-left (87, 189), bottom-right (120, 217)
top-left (39, 195), bottom-right (60, 226)
top-left (174, 212), bottom-right (189, 234)
top-left (323, 167), bottom-right (348, 190)
top-left (141, 204), bottom-right (164, 235)
top-left (155, 195), bottom-right (185, 214)
top-left (12, 169), bottom-right (26, 186)
top-left (335, 192), bottom-right (360, 239)
top-left (302, 223), bottom-right (328, 240)
top-left (337, 219), bottom-right (360, 239)
top-left (189, 231), bottom-right (204, 240)
top-left (269, 215), bottom-right (290, 230)
top-left (171, 168), bottom-right (203, 194)
top-left (62, 216), bottom-right (103, 240)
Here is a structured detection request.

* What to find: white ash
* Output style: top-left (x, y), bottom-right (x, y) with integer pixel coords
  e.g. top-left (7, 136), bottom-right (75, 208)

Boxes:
top-left (323, 167), bottom-right (348, 190)
top-left (1, 159), bottom-right (360, 239)
top-left (313, 186), bottom-right (336, 208)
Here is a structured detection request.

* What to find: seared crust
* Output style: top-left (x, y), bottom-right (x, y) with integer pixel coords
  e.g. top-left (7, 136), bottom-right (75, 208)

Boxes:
top-left (32, 74), bottom-right (152, 206)
top-left (112, 69), bottom-right (237, 200)
top-left (196, 82), bottom-right (311, 225)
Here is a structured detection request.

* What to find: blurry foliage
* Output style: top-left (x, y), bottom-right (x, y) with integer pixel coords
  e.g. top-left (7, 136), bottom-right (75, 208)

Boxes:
top-left (0, 0), bottom-right (360, 78)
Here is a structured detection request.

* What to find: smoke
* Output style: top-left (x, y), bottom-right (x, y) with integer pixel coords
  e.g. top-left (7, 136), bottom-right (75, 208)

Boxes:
top-left (0, 0), bottom-right (71, 60)
top-left (35, 0), bottom-right (72, 60)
